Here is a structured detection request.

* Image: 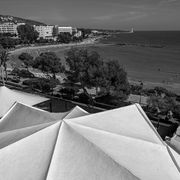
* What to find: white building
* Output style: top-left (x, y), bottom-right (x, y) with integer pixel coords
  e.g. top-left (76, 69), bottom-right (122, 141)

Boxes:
top-left (0, 22), bottom-right (17, 35)
top-left (57, 27), bottom-right (73, 35)
top-left (52, 26), bottom-right (79, 36)
top-left (0, 22), bottom-right (17, 34)
top-left (0, 22), bottom-right (25, 35)
top-left (34, 25), bottom-right (54, 39)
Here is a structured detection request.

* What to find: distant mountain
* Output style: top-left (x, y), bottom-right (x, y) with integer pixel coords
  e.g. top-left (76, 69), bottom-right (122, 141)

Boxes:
top-left (0, 15), bottom-right (46, 26)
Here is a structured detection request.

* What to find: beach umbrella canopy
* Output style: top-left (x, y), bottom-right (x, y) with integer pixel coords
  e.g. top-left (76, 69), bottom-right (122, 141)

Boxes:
top-left (0, 104), bottom-right (179, 180)
top-left (0, 86), bottom-right (49, 117)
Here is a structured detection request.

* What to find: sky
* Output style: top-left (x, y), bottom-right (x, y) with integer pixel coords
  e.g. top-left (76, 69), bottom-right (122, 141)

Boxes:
top-left (1, 0), bottom-right (180, 30)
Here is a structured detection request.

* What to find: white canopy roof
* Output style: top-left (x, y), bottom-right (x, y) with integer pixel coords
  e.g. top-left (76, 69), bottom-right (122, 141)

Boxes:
top-left (166, 126), bottom-right (180, 154)
top-left (0, 86), bottom-right (49, 117)
top-left (0, 103), bottom-right (179, 180)
top-left (0, 102), bottom-right (88, 149)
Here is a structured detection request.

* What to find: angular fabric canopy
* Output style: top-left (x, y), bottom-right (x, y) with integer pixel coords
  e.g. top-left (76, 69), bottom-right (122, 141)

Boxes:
top-left (166, 126), bottom-right (180, 154)
top-left (63, 105), bottom-right (89, 119)
top-left (0, 103), bottom-right (179, 180)
top-left (0, 102), bottom-right (88, 149)
top-left (0, 86), bottom-right (49, 117)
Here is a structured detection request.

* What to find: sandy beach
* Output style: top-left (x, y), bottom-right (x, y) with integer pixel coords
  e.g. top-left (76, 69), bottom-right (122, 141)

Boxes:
top-left (10, 37), bottom-right (98, 55)
top-left (9, 37), bottom-right (99, 68)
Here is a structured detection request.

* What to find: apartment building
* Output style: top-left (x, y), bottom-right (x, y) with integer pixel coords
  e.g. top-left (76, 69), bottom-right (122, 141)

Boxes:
top-left (0, 22), bottom-right (25, 35)
top-left (0, 22), bottom-right (16, 35)
top-left (34, 25), bottom-right (54, 39)
top-left (57, 26), bottom-right (73, 35)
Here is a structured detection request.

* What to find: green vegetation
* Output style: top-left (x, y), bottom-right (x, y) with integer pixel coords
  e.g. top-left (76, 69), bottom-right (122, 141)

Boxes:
top-left (144, 88), bottom-right (180, 122)
top-left (102, 60), bottom-right (130, 98)
top-left (78, 28), bottom-right (91, 38)
top-left (17, 24), bottom-right (39, 44)
top-left (0, 37), bottom-right (20, 49)
top-left (65, 48), bottom-right (130, 103)
top-left (11, 68), bottom-right (34, 78)
top-left (148, 95), bottom-right (176, 115)
top-left (57, 32), bottom-right (72, 44)
top-left (56, 32), bottom-right (83, 44)
top-left (33, 52), bottom-right (64, 79)
top-left (59, 87), bottom-right (76, 99)
top-left (0, 49), bottom-right (10, 81)
top-left (18, 52), bottom-right (33, 70)
top-left (22, 78), bottom-right (58, 93)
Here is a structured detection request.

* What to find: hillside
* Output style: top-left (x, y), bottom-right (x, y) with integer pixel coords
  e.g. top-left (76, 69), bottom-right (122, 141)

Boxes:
top-left (0, 15), bottom-right (46, 26)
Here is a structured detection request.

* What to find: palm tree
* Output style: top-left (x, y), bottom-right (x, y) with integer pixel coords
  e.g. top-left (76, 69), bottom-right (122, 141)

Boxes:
top-left (0, 49), bottom-right (10, 83)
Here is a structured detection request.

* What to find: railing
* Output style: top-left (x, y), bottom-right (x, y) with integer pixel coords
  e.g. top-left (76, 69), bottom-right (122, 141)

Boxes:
top-left (0, 81), bottom-right (178, 140)
top-left (0, 81), bottom-right (106, 113)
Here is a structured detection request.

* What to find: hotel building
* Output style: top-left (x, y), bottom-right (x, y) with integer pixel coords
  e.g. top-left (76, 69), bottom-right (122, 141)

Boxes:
top-left (57, 26), bottom-right (73, 35)
top-left (0, 22), bottom-right (24, 35)
top-left (33, 25), bottom-right (54, 39)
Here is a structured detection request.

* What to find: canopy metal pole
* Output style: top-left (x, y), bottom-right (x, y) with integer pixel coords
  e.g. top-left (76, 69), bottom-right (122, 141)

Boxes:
top-left (1, 65), bottom-right (5, 86)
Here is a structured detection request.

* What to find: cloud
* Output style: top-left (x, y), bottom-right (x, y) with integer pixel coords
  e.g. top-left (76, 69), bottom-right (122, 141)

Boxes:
top-left (28, 11), bottom-right (68, 24)
top-left (93, 11), bottom-right (148, 22)
top-left (119, 12), bottom-right (148, 22)
top-left (93, 14), bottom-right (117, 21)
top-left (159, 0), bottom-right (179, 4)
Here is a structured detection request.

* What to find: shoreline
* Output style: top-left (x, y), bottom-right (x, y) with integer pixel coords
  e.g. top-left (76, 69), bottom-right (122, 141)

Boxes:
top-left (129, 79), bottom-right (180, 95)
top-left (8, 36), bottom-right (180, 95)
top-left (9, 37), bottom-right (100, 55)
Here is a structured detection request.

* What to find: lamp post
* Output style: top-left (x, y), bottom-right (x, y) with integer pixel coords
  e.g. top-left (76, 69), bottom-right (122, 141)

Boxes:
top-left (139, 81), bottom-right (143, 105)
top-left (156, 107), bottom-right (161, 132)
top-left (0, 65), bottom-right (5, 86)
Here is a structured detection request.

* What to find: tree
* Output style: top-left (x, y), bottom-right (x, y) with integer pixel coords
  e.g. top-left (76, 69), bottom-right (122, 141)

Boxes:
top-left (37, 37), bottom-right (48, 44)
top-left (78, 28), bottom-right (91, 38)
top-left (148, 95), bottom-right (176, 115)
top-left (23, 78), bottom-right (57, 93)
top-left (174, 105), bottom-right (180, 120)
top-left (85, 52), bottom-right (105, 93)
top-left (153, 86), bottom-right (176, 97)
top-left (72, 36), bottom-right (83, 42)
top-left (65, 48), bottom-right (104, 103)
top-left (65, 48), bottom-right (130, 102)
top-left (66, 48), bottom-right (101, 85)
top-left (33, 52), bottom-right (64, 79)
top-left (0, 49), bottom-right (10, 82)
top-left (102, 60), bottom-right (130, 98)
top-left (17, 24), bottom-right (39, 44)
top-left (0, 37), bottom-right (16, 49)
top-left (57, 32), bottom-right (72, 43)
top-left (18, 52), bottom-right (33, 70)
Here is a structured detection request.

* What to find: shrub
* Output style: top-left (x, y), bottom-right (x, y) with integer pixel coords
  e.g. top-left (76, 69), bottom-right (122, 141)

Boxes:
top-left (11, 68), bottom-right (34, 78)
top-left (173, 105), bottom-right (180, 121)
top-left (22, 78), bottom-right (58, 93)
top-left (130, 85), bottom-right (143, 95)
top-left (7, 76), bottom-right (20, 83)
top-left (78, 93), bottom-right (90, 104)
top-left (145, 86), bottom-right (177, 97)
top-left (95, 94), bottom-right (129, 106)
top-left (59, 87), bottom-right (75, 100)
top-left (147, 95), bottom-right (176, 116)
